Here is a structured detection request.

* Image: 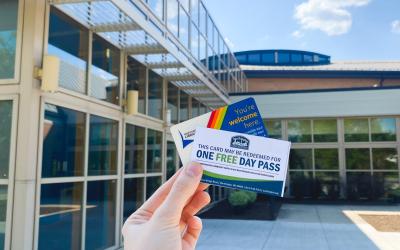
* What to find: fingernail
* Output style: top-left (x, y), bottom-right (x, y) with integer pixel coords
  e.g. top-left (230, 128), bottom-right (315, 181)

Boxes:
top-left (186, 163), bottom-right (202, 177)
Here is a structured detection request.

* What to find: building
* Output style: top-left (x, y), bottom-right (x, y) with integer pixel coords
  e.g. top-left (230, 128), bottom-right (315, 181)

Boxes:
top-left (231, 49), bottom-right (400, 201)
top-left (0, 0), bottom-right (247, 249)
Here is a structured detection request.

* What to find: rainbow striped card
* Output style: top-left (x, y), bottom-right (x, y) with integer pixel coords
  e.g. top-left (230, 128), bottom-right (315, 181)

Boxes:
top-left (170, 98), bottom-right (268, 166)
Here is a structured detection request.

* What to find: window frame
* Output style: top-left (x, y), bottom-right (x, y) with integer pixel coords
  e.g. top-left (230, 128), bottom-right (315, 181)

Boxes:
top-left (0, 95), bottom-right (18, 250)
top-left (0, 0), bottom-right (24, 84)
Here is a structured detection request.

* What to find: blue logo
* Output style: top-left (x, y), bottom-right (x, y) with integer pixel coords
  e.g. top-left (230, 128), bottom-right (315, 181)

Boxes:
top-left (230, 135), bottom-right (250, 150)
top-left (179, 131), bottom-right (194, 148)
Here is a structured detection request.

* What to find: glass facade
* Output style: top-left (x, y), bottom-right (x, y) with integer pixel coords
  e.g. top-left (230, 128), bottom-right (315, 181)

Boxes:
top-left (48, 7), bottom-right (88, 93)
top-left (39, 182), bottom-right (83, 250)
top-left (42, 105), bottom-right (85, 177)
top-left (88, 115), bottom-right (118, 176)
top-left (167, 83), bottom-right (179, 124)
top-left (148, 70), bottom-right (163, 120)
top-left (283, 117), bottom-right (399, 200)
top-left (127, 57), bottom-right (146, 115)
top-left (147, 129), bottom-right (162, 173)
top-left (0, 100), bottom-right (12, 249)
top-left (125, 124), bottom-right (145, 174)
top-left (0, 0), bottom-right (19, 79)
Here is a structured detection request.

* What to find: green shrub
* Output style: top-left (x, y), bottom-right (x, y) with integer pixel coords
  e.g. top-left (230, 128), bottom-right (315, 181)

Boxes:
top-left (243, 191), bottom-right (257, 203)
top-left (228, 191), bottom-right (249, 206)
top-left (388, 187), bottom-right (400, 202)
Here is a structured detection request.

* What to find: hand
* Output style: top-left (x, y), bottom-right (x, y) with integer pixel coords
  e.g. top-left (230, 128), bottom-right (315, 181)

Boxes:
top-left (122, 162), bottom-right (210, 250)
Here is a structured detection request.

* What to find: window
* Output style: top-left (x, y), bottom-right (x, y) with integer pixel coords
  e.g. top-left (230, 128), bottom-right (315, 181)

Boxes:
top-left (277, 52), bottom-right (290, 63)
top-left (0, 101), bottom-right (12, 178)
top-left (289, 149), bottom-right (312, 169)
top-left (0, 100), bottom-right (13, 247)
top-left (39, 182), bottom-right (83, 250)
top-left (127, 57), bottom-right (146, 114)
top-left (91, 34), bottom-right (120, 105)
top-left (291, 53), bottom-right (302, 63)
top-left (48, 7), bottom-right (88, 93)
top-left (289, 171), bottom-right (313, 198)
top-left (146, 176), bottom-right (162, 198)
top-left (147, 129), bottom-right (162, 173)
top-left (261, 53), bottom-right (274, 64)
top-left (371, 118), bottom-right (396, 141)
top-left (85, 180), bottom-right (116, 250)
top-left (167, 83), bottom-right (179, 124)
top-left (346, 172), bottom-right (372, 200)
top-left (372, 148), bottom-right (398, 170)
top-left (372, 172), bottom-right (399, 200)
top-left (179, 91), bottom-right (189, 122)
top-left (191, 99), bottom-right (199, 118)
top-left (179, 6), bottom-right (189, 48)
top-left (88, 115), bottom-right (118, 176)
top-left (346, 148), bottom-right (370, 170)
top-left (314, 149), bottom-right (339, 170)
top-left (235, 54), bottom-right (247, 64)
top-left (248, 54), bottom-right (260, 64)
top-left (167, 0), bottom-right (179, 37)
top-left (123, 178), bottom-right (144, 221)
top-left (42, 104), bottom-right (85, 177)
top-left (313, 119), bottom-right (337, 142)
top-left (148, 70), bottom-right (163, 120)
top-left (0, 0), bottom-right (19, 79)
top-left (263, 120), bottom-right (282, 139)
top-left (146, 0), bottom-right (163, 20)
top-left (315, 172), bottom-right (340, 199)
top-left (288, 120), bottom-right (311, 142)
top-left (344, 118), bottom-right (369, 142)
top-left (125, 124), bottom-right (145, 174)
top-left (167, 141), bottom-right (178, 179)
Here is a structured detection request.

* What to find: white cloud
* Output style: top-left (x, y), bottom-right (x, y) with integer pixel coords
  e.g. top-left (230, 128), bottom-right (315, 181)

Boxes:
top-left (392, 20), bottom-right (400, 34)
top-left (292, 30), bottom-right (304, 38)
top-left (224, 37), bottom-right (235, 49)
top-left (294, 0), bottom-right (371, 36)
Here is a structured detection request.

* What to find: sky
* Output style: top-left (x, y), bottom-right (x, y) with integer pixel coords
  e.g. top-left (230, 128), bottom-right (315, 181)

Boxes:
top-left (203, 0), bottom-right (400, 61)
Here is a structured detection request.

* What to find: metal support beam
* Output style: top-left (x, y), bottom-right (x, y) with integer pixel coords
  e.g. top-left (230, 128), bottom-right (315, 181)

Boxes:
top-left (165, 74), bottom-right (198, 82)
top-left (125, 44), bottom-right (168, 55)
top-left (147, 61), bottom-right (184, 69)
top-left (178, 85), bottom-right (209, 90)
top-left (92, 22), bottom-right (141, 32)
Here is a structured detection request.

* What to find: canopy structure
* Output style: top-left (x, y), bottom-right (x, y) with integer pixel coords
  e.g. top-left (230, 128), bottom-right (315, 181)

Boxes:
top-left (49, 0), bottom-right (248, 108)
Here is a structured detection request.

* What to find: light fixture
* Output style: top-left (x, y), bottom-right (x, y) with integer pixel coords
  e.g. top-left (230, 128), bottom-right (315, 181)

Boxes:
top-left (126, 90), bottom-right (138, 115)
top-left (35, 55), bottom-right (60, 93)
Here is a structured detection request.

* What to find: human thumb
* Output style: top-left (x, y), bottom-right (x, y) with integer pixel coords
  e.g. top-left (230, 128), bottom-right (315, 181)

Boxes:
top-left (154, 162), bottom-right (203, 221)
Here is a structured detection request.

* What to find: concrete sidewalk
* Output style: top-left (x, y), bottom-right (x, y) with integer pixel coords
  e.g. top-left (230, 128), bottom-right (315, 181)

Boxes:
top-left (197, 204), bottom-right (400, 250)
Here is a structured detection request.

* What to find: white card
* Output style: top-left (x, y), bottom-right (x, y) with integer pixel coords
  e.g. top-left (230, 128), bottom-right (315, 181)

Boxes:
top-left (191, 127), bottom-right (291, 196)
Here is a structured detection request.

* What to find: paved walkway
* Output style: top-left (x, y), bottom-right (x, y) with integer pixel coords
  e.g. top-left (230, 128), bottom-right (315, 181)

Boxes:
top-left (197, 204), bottom-right (400, 250)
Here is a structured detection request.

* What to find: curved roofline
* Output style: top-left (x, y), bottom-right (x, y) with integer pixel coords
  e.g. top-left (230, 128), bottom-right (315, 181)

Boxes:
top-left (234, 49), bottom-right (330, 58)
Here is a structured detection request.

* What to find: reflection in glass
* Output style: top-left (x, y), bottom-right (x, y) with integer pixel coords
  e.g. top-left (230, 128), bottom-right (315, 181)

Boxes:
top-left (88, 115), bottom-right (118, 176)
top-left (42, 104), bottom-right (85, 177)
top-left (314, 149), bottom-right (338, 170)
top-left (371, 118), bottom-right (396, 141)
top-left (199, 104), bottom-right (207, 115)
top-left (125, 124), bottom-right (145, 174)
top-left (39, 182), bottom-right (82, 250)
top-left (289, 171), bottom-right (313, 198)
top-left (315, 172), bottom-right (340, 200)
top-left (179, 6), bottom-right (189, 48)
top-left (167, 0), bottom-right (178, 37)
top-left (91, 34), bottom-right (120, 105)
top-left (147, 129), bottom-right (162, 173)
top-left (48, 7), bottom-right (88, 93)
top-left (146, 176), bottom-right (162, 199)
top-left (167, 83), bottom-right (179, 124)
top-left (372, 148), bottom-right (398, 170)
top-left (344, 118), bottom-right (369, 142)
top-left (346, 172), bottom-right (372, 200)
top-left (167, 141), bottom-right (177, 179)
top-left (372, 172), bottom-right (399, 200)
top-left (0, 0), bottom-right (19, 79)
top-left (147, 0), bottom-right (163, 20)
top-left (263, 120), bottom-right (281, 139)
top-left (127, 57), bottom-right (146, 114)
top-left (346, 148), bottom-right (370, 170)
top-left (148, 70), bottom-right (163, 119)
top-left (288, 120), bottom-right (311, 142)
top-left (123, 178), bottom-right (144, 221)
top-left (289, 149), bottom-right (312, 170)
top-left (0, 101), bottom-right (12, 178)
top-left (0, 186), bottom-right (7, 247)
top-left (85, 180), bottom-right (116, 250)
top-left (313, 119), bottom-right (337, 142)
top-left (179, 91), bottom-right (189, 122)
top-left (191, 99), bottom-right (199, 118)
